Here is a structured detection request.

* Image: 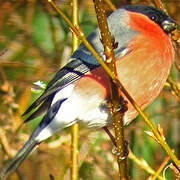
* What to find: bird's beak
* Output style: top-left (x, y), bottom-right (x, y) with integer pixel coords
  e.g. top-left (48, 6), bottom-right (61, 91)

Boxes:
top-left (162, 19), bottom-right (177, 34)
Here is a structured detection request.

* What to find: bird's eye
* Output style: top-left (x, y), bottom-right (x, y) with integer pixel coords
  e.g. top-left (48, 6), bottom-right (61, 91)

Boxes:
top-left (150, 15), bottom-right (158, 22)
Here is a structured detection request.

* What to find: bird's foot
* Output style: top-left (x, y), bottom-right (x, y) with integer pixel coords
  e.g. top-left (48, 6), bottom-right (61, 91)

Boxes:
top-left (106, 96), bottom-right (128, 114)
top-left (112, 141), bottom-right (129, 160)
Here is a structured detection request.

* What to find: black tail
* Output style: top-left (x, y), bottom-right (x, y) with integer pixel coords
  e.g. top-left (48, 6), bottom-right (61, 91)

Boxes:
top-left (0, 139), bottom-right (38, 180)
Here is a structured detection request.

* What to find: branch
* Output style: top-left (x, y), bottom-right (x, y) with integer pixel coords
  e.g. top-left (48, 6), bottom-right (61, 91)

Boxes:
top-left (71, 0), bottom-right (79, 179)
top-left (93, 0), bottom-right (129, 179)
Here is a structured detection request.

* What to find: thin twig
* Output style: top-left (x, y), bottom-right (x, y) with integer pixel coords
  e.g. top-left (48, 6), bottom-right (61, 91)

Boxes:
top-left (166, 77), bottom-right (180, 103)
top-left (128, 149), bottom-right (163, 180)
top-left (71, 0), bottom-right (79, 180)
top-left (151, 155), bottom-right (170, 180)
top-left (152, 0), bottom-right (167, 13)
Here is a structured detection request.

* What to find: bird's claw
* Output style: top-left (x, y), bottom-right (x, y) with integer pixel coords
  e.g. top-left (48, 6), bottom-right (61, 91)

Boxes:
top-left (106, 96), bottom-right (128, 114)
top-left (112, 141), bottom-right (129, 160)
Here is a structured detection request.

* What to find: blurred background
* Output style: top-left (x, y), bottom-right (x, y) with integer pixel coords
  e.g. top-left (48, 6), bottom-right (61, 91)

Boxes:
top-left (0, 0), bottom-right (179, 179)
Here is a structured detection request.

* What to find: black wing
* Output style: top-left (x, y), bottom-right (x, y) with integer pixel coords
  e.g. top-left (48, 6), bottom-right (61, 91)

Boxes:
top-left (23, 59), bottom-right (98, 122)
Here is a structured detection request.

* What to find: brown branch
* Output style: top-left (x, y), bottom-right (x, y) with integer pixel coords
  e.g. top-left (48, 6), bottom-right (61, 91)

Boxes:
top-left (93, 0), bottom-right (129, 179)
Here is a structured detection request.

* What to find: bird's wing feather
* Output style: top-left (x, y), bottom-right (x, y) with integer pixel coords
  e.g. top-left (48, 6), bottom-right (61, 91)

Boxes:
top-left (22, 59), bottom-right (98, 120)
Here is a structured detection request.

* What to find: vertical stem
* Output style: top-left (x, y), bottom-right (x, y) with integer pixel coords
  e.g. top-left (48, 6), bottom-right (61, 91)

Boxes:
top-left (93, 0), bottom-right (129, 179)
top-left (71, 0), bottom-right (79, 180)
top-left (111, 80), bottom-right (129, 180)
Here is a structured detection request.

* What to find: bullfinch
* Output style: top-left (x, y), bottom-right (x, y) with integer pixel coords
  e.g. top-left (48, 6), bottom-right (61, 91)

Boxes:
top-left (0, 4), bottom-right (177, 179)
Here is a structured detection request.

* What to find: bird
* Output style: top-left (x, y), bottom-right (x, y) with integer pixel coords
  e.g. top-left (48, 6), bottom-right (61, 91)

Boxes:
top-left (0, 4), bottom-right (177, 179)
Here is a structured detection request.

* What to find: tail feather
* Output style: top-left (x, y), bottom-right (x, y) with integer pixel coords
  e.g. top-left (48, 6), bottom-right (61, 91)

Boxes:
top-left (0, 140), bottom-right (38, 180)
